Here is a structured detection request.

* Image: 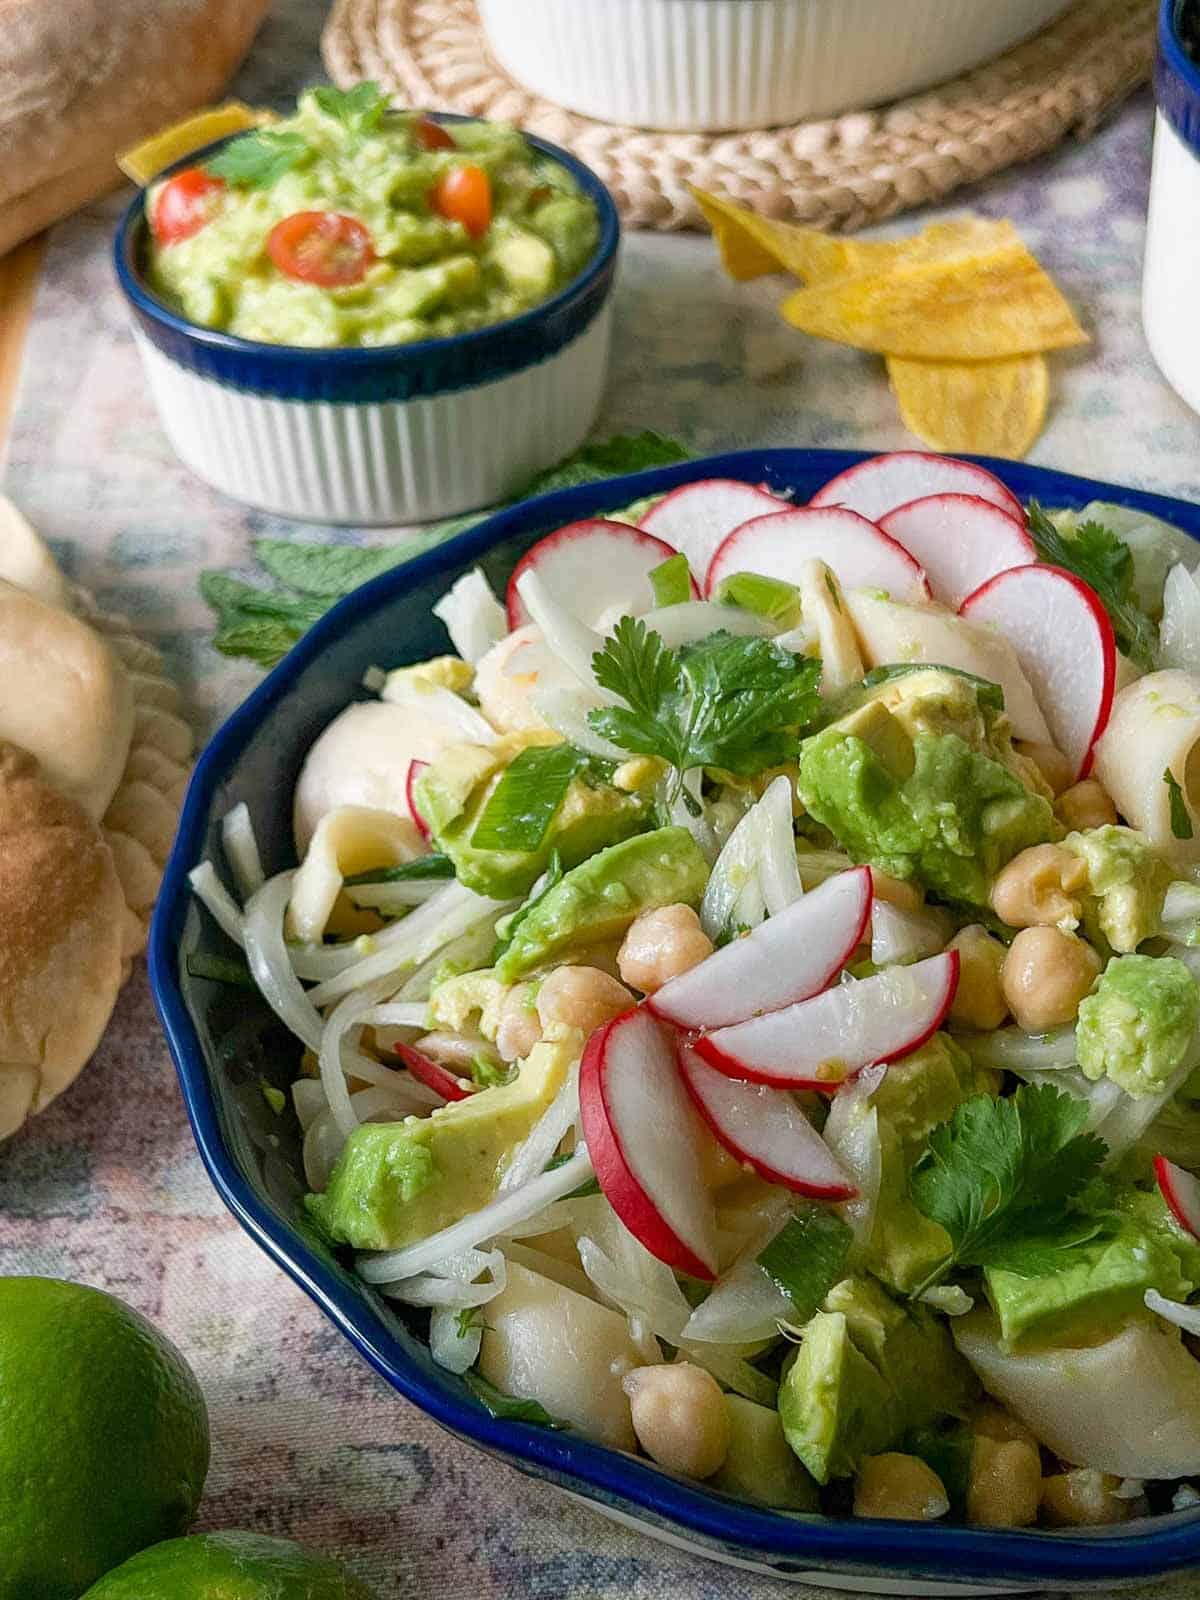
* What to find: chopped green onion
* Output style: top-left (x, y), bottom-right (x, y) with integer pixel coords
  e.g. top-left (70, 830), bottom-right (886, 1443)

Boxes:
top-left (649, 552), bottom-right (694, 608)
top-left (343, 853), bottom-right (456, 886)
top-left (470, 745), bottom-right (583, 853)
top-left (757, 1208), bottom-right (853, 1322)
top-left (714, 570), bottom-right (801, 628)
top-left (186, 951), bottom-right (256, 988)
top-left (463, 1372), bottom-right (567, 1427)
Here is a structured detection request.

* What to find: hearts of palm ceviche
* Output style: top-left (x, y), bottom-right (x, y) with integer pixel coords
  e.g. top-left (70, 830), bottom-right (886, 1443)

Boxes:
top-left (191, 451), bottom-right (1200, 1528)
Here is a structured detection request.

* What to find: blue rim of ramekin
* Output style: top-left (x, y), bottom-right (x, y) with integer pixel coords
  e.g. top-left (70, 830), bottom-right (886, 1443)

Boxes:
top-left (151, 447), bottom-right (1200, 1589)
top-left (1157, 0), bottom-right (1200, 154)
top-left (113, 114), bottom-right (620, 404)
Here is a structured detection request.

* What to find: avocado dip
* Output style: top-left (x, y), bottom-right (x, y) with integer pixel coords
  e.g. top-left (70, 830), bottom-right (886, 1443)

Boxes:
top-left (145, 85), bottom-right (601, 349)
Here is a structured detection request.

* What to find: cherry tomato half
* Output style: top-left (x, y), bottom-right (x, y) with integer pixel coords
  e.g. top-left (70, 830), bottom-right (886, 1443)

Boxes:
top-left (430, 164), bottom-right (492, 240)
top-left (415, 116), bottom-right (456, 151)
top-left (152, 168), bottom-right (225, 245)
top-left (266, 211), bottom-right (375, 287)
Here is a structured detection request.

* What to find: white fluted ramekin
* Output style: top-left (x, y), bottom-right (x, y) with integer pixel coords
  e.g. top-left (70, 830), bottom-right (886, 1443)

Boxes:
top-left (1144, 0), bottom-right (1200, 417)
top-left (477, 0), bottom-right (1073, 132)
top-left (114, 125), bottom-right (619, 526)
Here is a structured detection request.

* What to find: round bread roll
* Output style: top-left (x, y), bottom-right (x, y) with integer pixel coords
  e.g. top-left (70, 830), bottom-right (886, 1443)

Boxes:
top-left (0, 742), bottom-right (126, 1139)
top-left (0, 0), bottom-right (270, 256)
top-left (0, 495), bottom-right (70, 609)
top-left (0, 579), bottom-right (134, 819)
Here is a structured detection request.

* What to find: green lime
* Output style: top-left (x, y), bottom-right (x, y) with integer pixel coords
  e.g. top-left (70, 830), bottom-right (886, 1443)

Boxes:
top-left (0, 1277), bottom-right (209, 1600)
top-left (79, 1532), bottom-right (379, 1598)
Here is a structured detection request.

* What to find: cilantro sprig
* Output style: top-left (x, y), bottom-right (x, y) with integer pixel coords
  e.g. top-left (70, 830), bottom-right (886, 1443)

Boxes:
top-left (588, 618), bottom-right (822, 813)
top-left (206, 130), bottom-right (310, 188)
top-left (311, 82), bottom-right (390, 143)
top-left (907, 1083), bottom-right (1110, 1296)
top-left (1027, 501), bottom-right (1158, 669)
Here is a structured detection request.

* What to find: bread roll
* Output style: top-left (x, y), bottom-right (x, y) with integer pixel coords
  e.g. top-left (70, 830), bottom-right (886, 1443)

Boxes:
top-left (0, 0), bottom-right (270, 256)
top-left (0, 742), bottom-right (126, 1139)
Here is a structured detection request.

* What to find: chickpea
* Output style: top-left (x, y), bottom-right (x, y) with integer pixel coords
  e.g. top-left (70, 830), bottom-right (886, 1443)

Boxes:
top-left (990, 844), bottom-right (1088, 931)
top-left (870, 868), bottom-right (925, 914)
top-left (623, 1362), bottom-right (730, 1479)
top-left (974, 1403), bottom-right (1040, 1451)
top-left (494, 983), bottom-right (542, 1063)
top-left (854, 1453), bottom-right (949, 1521)
top-left (618, 904), bottom-right (714, 995)
top-left (967, 1434), bottom-right (1042, 1528)
top-left (1041, 1468), bottom-right (1133, 1527)
top-left (1056, 779), bottom-right (1118, 833)
top-left (536, 965), bottom-right (634, 1038)
top-left (1014, 740), bottom-right (1075, 797)
top-left (1001, 925), bottom-right (1102, 1032)
top-left (947, 925), bottom-right (1010, 1032)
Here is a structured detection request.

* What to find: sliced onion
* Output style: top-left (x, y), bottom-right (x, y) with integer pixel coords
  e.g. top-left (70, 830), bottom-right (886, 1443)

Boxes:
top-left (958, 1026), bottom-right (1078, 1073)
top-left (1161, 564), bottom-right (1200, 676)
top-left (531, 681), bottom-right (626, 760)
top-left (189, 861), bottom-right (246, 948)
top-left (872, 901), bottom-right (950, 967)
top-left (319, 984), bottom-right (394, 1137)
top-left (499, 1059), bottom-right (580, 1194)
top-left (380, 674), bottom-right (497, 744)
top-left (825, 1073), bottom-right (884, 1250)
top-left (429, 1306), bottom-right (482, 1373)
top-left (796, 847), bottom-right (854, 890)
top-left (1095, 1060), bottom-right (1198, 1162)
top-left (758, 774), bottom-right (803, 915)
top-left (1145, 1288), bottom-right (1200, 1336)
top-left (432, 568), bottom-right (507, 665)
top-left (681, 1250), bottom-right (795, 1345)
top-left (576, 1224), bottom-right (691, 1346)
top-left (361, 1002), bottom-right (431, 1030)
top-left (292, 1077), bottom-right (328, 1132)
top-left (516, 570), bottom-right (615, 697)
top-left (344, 878), bottom-right (447, 911)
top-left (243, 872), bottom-right (324, 1050)
top-left (382, 1249), bottom-right (507, 1309)
top-left (356, 1144), bottom-right (593, 1284)
top-left (679, 1343), bottom-right (778, 1407)
top-left (1163, 880), bottom-right (1200, 947)
top-left (666, 767), bottom-right (719, 863)
top-left (920, 1285), bottom-right (975, 1317)
top-left (303, 1083), bottom-right (415, 1191)
top-left (221, 803), bottom-right (265, 900)
top-left (701, 799), bottom-right (765, 940)
top-left (634, 602), bottom-right (773, 649)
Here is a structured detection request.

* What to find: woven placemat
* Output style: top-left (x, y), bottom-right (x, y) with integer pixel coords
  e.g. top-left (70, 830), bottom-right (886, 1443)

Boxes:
top-left (322, 0), bottom-right (1154, 231)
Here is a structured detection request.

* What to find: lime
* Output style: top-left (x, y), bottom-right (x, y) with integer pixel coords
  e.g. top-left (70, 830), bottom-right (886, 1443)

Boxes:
top-left (80, 1532), bottom-right (379, 1598)
top-left (117, 103), bottom-right (275, 186)
top-left (0, 1277), bottom-right (209, 1600)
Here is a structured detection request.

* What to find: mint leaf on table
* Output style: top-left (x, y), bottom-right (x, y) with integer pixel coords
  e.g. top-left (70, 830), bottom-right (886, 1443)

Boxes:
top-left (311, 82), bottom-right (390, 142)
top-left (463, 1371), bottom-right (567, 1428)
top-left (207, 130), bottom-right (310, 188)
top-left (1027, 501), bottom-right (1159, 670)
top-left (907, 1083), bottom-right (1110, 1294)
top-left (469, 743), bottom-right (585, 852)
top-left (758, 1208), bottom-right (853, 1322)
top-left (589, 618), bottom-right (822, 812)
top-left (200, 432), bottom-right (693, 669)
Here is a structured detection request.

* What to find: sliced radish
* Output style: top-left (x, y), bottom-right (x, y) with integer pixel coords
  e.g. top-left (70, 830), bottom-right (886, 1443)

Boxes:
top-left (640, 479), bottom-right (784, 582)
top-left (647, 867), bottom-right (872, 1032)
top-left (579, 1007), bottom-right (719, 1280)
top-left (676, 1040), bottom-right (856, 1199)
top-left (407, 759), bottom-right (431, 842)
top-left (1155, 1154), bottom-right (1200, 1240)
top-left (506, 520), bottom-right (695, 630)
top-left (810, 452), bottom-right (1022, 524)
top-left (959, 564), bottom-right (1116, 780)
top-left (879, 494), bottom-right (1036, 609)
top-left (393, 1041), bottom-right (474, 1102)
top-left (706, 508), bottom-right (930, 604)
top-left (694, 951), bottom-right (959, 1089)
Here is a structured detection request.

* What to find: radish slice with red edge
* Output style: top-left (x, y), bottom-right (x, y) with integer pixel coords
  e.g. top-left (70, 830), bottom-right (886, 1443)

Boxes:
top-left (676, 1040), bottom-right (857, 1199)
top-left (393, 1041), bottom-right (475, 1102)
top-left (693, 950), bottom-right (959, 1089)
top-left (879, 493), bottom-right (1036, 609)
top-left (810, 451), bottom-right (1023, 523)
top-left (505, 520), bottom-right (695, 630)
top-left (647, 866), bottom-right (872, 1032)
top-left (639, 479), bottom-right (784, 582)
top-left (1155, 1154), bottom-right (1200, 1240)
top-left (959, 563), bottom-right (1116, 780)
top-left (579, 1006), bottom-right (719, 1280)
top-left (406, 759), bottom-right (431, 841)
top-left (706, 507), bottom-right (930, 603)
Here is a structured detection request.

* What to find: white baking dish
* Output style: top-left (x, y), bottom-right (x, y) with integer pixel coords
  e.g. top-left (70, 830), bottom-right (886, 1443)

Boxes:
top-left (1144, 0), bottom-right (1200, 417)
top-left (478, 0), bottom-right (1074, 132)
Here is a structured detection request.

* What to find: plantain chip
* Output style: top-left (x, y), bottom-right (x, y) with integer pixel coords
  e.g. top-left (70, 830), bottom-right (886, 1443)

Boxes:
top-left (692, 187), bottom-right (1017, 285)
top-left (888, 354), bottom-right (1049, 459)
top-left (779, 239), bottom-right (1088, 360)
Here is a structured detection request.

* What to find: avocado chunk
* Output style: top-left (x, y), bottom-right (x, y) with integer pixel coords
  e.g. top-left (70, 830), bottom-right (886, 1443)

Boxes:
top-left (778, 1275), bottom-right (976, 1484)
top-left (306, 1034), bottom-right (573, 1251)
top-left (495, 826), bottom-right (710, 982)
top-left (486, 221), bottom-right (559, 299)
top-left (1077, 953), bottom-right (1200, 1099)
top-left (709, 1395), bottom-right (820, 1510)
top-left (1063, 825), bottom-right (1173, 955)
top-left (417, 737), bottom-right (650, 899)
top-left (985, 1188), bottom-right (1200, 1345)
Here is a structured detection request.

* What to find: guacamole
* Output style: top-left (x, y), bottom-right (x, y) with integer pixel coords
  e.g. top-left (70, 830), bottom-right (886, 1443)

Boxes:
top-left (146, 86), bottom-right (600, 348)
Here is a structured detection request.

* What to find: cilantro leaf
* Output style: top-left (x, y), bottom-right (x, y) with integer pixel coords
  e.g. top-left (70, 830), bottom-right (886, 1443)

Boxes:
top-left (908, 1084), bottom-right (1110, 1294)
top-left (312, 81), bottom-right (390, 142)
top-left (1027, 501), bottom-right (1159, 669)
top-left (207, 130), bottom-right (310, 188)
top-left (463, 1372), bottom-right (566, 1428)
top-left (589, 619), bottom-right (821, 809)
top-left (1166, 769), bottom-right (1195, 841)
top-left (454, 1306), bottom-right (491, 1338)
top-left (757, 1208), bottom-right (853, 1322)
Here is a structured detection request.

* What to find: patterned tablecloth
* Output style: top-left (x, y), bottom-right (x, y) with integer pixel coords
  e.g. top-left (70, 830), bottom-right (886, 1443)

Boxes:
top-left (3, 4), bottom-right (1200, 1597)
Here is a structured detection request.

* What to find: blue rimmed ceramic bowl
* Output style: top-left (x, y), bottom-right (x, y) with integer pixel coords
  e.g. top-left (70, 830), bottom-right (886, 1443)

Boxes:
top-left (113, 120), bottom-right (619, 526)
top-left (151, 448), bottom-right (1200, 1594)
top-left (1144, 0), bottom-right (1200, 416)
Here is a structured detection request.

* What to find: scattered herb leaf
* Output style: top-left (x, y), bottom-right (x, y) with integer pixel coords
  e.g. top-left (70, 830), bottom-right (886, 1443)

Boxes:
top-left (207, 130), bottom-right (310, 188)
top-left (1027, 501), bottom-right (1158, 670)
top-left (343, 853), bottom-right (456, 886)
top-left (1166, 769), bottom-right (1195, 841)
top-left (463, 1372), bottom-right (567, 1427)
top-left (186, 951), bottom-right (256, 988)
